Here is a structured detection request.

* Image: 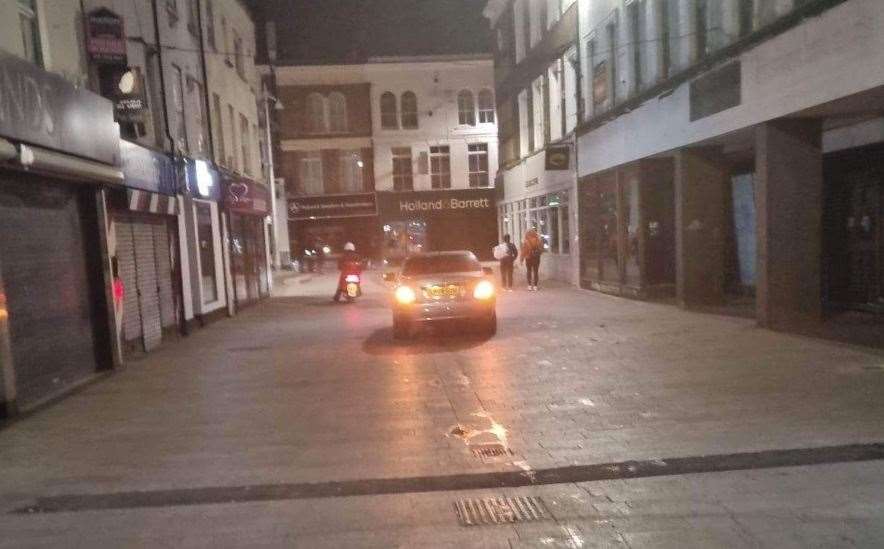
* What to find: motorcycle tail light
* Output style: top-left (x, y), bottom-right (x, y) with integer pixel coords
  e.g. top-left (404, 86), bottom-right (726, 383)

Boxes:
top-left (345, 274), bottom-right (360, 283)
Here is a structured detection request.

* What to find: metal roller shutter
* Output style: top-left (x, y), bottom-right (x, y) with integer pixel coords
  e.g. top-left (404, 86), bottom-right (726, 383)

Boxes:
top-left (153, 220), bottom-right (177, 330)
top-left (116, 216), bottom-right (143, 345)
top-left (0, 177), bottom-right (102, 407)
top-left (133, 221), bottom-right (162, 352)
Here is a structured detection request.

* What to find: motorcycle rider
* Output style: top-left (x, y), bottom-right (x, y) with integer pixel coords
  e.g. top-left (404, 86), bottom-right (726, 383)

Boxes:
top-left (333, 242), bottom-right (363, 302)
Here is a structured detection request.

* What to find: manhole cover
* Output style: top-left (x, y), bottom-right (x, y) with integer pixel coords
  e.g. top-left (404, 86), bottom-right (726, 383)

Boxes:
top-left (454, 496), bottom-right (547, 526)
top-left (471, 444), bottom-right (510, 462)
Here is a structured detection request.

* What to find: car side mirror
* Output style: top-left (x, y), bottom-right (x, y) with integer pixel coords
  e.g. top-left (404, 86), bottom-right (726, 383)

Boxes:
top-left (482, 267), bottom-right (493, 275)
top-left (383, 272), bottom-right (398, 282)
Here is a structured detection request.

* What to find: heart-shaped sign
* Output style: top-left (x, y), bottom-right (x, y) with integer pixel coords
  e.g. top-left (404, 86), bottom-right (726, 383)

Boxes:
top-left (229, 182), bottom-right (249, 203)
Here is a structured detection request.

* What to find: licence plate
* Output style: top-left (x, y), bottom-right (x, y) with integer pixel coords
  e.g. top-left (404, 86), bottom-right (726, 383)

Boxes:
top-left (346, 283), bottom-right (359, 297)
top-left (427, 285), bottom-right (460, 299)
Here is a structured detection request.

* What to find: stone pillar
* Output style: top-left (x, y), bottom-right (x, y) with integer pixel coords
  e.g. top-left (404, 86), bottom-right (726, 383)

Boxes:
top-left (755, 119), bottom-right (823, 329)
top-left (674, 147), bottom-right (728, 308)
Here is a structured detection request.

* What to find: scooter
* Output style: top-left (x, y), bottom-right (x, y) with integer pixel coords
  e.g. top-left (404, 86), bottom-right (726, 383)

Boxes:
top-left (342, 273), bottom-right (362, 302)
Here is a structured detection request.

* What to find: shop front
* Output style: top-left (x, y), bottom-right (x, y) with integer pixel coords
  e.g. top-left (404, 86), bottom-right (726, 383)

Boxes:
top-left (223, 173), bottom-right (271, 309)
top-left (0, 51), bottom-right (121, 414)
top-left (288, 193), bottom-right (380, 263)
top-left (181, 158), bottom-right (227, 325)
top-left (108, 141), bottom-right (182, 356)
top-left (579, 160), bottom-right (676, 298)
top-left (376, 189), bottom-right (497, 262)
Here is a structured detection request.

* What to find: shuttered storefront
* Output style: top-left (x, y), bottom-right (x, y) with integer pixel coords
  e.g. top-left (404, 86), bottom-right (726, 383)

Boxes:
top-left (0, 175), bottom-right (109, 407)
top-left (115, 213), bottom-right (179, 355)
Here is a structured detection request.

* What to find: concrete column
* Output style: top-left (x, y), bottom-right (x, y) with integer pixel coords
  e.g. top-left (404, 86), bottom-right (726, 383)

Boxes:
top-left (755, 119), bottom-right (823, 329)
top-left (674, 147), bottom-right (728, 308)
top-left (0, 259), bottom-right (17, 418)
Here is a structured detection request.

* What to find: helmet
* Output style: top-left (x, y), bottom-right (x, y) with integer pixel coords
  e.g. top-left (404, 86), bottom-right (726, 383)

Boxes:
top-left (344, 242), bottom-right (356, 251)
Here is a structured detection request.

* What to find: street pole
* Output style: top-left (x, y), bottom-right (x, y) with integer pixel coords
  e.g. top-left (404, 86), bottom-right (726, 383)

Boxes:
top-left (263, 87), bottom-right (280, 270)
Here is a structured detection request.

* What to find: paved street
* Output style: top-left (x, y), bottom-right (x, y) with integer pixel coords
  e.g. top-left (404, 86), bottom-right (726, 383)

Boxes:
top-left (1, 271), bottom-right (883, 548)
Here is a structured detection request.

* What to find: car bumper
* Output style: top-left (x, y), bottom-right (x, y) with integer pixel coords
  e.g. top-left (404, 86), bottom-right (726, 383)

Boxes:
top-left (394, 299), bottom-right (495, 323)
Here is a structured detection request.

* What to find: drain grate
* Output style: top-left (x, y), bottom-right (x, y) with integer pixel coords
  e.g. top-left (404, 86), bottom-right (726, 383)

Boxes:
top-left (454, 496), bottom-right (547, 526)
top-left (471, 444), bottom-right (510, 461)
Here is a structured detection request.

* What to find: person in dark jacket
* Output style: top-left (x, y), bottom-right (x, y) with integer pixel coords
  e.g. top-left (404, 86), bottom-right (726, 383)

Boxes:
top-left (333, 242), bottom-right (362, 302)
top-left (498, 234), bottom-right (518, 291)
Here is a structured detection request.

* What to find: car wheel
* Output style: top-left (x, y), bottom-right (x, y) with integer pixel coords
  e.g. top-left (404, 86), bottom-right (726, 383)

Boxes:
top-left (393, 317), bottom-right (410, 340)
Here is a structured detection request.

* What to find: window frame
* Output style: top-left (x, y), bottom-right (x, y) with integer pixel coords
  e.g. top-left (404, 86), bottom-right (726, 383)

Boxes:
top-left (392, 147), bottom-right (414, 191)
top-left (457, 90), bottom-right (476, 126)
top-left (17, 0), bottom-right (43, 67)
top-left (305, 92), bottom-right (328, 134)
top-left (299, 152), bottom-right (324, 195)
top-left (380, 92), bottom-right (398, 129)
top-left (339, 150), bottom-right (364, 194)
top-left (400, 91), bottom-right (418, 129)
top-left (328, 92), bottom-right (348, 133)
top-left (429, 145), bottom-right (451, 190)
top-left (468, 143), bottom-right (490, 188)
top-left (478, 90), bottom-right (496, 124)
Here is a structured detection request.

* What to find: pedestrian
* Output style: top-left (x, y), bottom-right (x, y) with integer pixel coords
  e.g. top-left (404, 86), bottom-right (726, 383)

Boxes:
top-left (493, 234), bottom-right (518, 291)
top-left (520, 229), bottom-right (543, 291)
top-left (333, 242), bottom-right (362, 302)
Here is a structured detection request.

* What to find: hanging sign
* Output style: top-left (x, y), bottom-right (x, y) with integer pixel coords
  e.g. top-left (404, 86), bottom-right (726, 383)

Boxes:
top-left (545, 145), bottom-right (571, 171)
top-left (86, 8), bottom-right (127, 63)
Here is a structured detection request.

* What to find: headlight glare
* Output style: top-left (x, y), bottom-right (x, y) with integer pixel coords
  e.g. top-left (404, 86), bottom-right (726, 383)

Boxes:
top-left (473, 280), bottom-right (495, 300)
top-left (395, 285), bottom-right (416, 304)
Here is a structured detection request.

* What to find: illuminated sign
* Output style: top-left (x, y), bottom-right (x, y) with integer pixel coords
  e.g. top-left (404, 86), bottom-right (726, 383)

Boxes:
top-left (195, 160), bottom-right (214, 197)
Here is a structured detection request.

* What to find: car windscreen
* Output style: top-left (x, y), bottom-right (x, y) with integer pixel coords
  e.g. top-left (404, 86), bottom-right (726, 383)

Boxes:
top-left (402, 254), bottom-right (481, 276)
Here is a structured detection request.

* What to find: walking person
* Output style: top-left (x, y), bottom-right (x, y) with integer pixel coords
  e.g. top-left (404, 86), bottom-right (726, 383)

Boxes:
top-left (520, 229), bottom-right (543, 291)
top-left (493, 234), bottom-right (518, 290)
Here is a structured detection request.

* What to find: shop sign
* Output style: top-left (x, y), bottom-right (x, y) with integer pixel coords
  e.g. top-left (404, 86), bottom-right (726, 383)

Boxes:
top-left (120, 140), bottom-right (177, 195)
top-left (86, 8), bottom-right (127, 63)
top-left (224, 175), bottom-right (270, 215)
top-left (289, 193), bottom-right (377, 220)
top-left (114, 69), bottom-right (147, 123)
top-left (183, 158), bottom-right (220, 201)
top-left (377, 189), bottom-right (495, 220)
top-left (0, 51), bottom-right (119, 166)
top-left (545, 146), bottom-right (571, 171)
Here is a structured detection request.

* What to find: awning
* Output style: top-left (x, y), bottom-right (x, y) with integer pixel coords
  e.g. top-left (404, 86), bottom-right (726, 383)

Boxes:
top-left (19, 144), bottom-right (123, 185)
top-left (0, 139), bottom-right (16, 162)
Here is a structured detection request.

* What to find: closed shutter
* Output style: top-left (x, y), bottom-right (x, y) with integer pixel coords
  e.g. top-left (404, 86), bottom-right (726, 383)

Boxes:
top-left (116, 216), bottom-right (143, 344)
top-left (133, 221), bottom-right (162, 351)
top-left (0, 177), bottom-right (102, 407)
top-left (153, 220), bottom-right (177, 329)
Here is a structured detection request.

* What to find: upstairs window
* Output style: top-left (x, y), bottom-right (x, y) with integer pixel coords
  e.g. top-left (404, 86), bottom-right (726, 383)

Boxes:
top-left (380, 92), bottom-right (398, 129)
top-left (299, 152), bottom-right (324, 195)
top-left (478, 90), bottom-right (495, 124)
top-left (468, 144), bottom-right (489, 188)
top-left (401, 92), bottom-right (418, 129)
top-left (233, 33), bottom-right (245, 78)
top-left (17, 0), bottom-right (43, 67)
top-left (305, 92), bottom-right (327, 134)
top-left (429, 146), bottom-right (451, 189)
top-left (457, 90), bottom-right (476, 126)
top-left (328, 92), bottom-right (348, 133)
top-left (392, 147), bottom-right (413, 191)
top-left (339, 150), bottom-right (364, 193)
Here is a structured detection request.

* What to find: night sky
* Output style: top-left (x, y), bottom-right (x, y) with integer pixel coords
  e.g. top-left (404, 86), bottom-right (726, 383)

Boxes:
top-left (248, 0), bottom-right (491, 64)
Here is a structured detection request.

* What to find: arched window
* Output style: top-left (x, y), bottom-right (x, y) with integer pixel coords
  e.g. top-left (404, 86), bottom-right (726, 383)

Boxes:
top-left (457, 90), bottom-right (476, 126)
top-left (328, 92), bottom-right (348, 132)
top-left (478, 89), bottom-right (495, 124)
top-left (380, 92), bottom-right (398, 129)
top-left (305, 92), bottom-right (327, 134)
top-left (400, 91), bottom-right (418, 129)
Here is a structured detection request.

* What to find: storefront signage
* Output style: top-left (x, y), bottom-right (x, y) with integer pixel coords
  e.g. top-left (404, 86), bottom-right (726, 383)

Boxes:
top-left (120, 140), bottom-right (177, 195)
top-left (114, 69), bottom-right (147, 123)
top-left (224, 174), bottom-right (270, 215)
top-left (289, 193), bottom-right (377, 220)
top-left (545, 146), bottom-right (571, 171)
top-left (377, 189), bottom-right (495, 220)
top-left (0, 51), bottom-right (119, 166)
top-left (183, 158), bottom-right (220, 201)
top-left (86, 8), bottom-right (127, 63)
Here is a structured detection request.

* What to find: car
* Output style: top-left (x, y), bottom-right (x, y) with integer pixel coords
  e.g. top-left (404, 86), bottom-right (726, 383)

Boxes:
top-left (384, 251), bottom-right (497, 339)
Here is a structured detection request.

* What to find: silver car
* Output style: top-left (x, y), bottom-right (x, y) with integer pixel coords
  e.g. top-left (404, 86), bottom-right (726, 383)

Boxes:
top-left (385, 251), bottom-right (497, 339)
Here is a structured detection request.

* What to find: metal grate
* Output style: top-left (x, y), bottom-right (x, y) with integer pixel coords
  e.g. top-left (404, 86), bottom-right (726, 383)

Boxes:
top-left (471, 444), bottom-right (510, 461)
top-left (454, 496), bottom-right (547, 526)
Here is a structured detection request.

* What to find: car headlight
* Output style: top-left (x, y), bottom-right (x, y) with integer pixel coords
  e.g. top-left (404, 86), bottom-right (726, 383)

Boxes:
top-left (473, 280), bottom-right (495, 300)
top-left (395, 285), bottom-right (416, 305)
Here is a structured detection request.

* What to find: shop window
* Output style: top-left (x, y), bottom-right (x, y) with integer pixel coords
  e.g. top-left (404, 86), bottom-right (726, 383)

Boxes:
top-left (339, 150), bottom-right (364, 194)
top-left (381, 92), bottom-right (398, 129)
top-left (468, 144), bottom-right (489, 188)
top-left (478, 90), bottom-right (496, 124)
top-left (623, 177), bottom-right (641, 286)
top-left (392, 147), bottom-right (413, 191)
top-left (17, 0), bottom-right (43, 66)
top-left (299, 152), bottom-right (323, 194)
top-left (457, 90), bottom-right (476, 126)
top-left (305, 93), bottom-right (327, 134)
top-left (430, 146), bottom-right (451, 189)
top-left (401, 92), bottom-right (418, 129)
top-left (328, 92), bottom-right (348, 133)
top-left (195, 202), bottom-right (219, 304)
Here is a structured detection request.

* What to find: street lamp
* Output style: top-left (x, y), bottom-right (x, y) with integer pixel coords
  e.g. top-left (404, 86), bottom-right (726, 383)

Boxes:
top-left (263, 92), bottom-right (284, 269)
